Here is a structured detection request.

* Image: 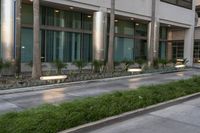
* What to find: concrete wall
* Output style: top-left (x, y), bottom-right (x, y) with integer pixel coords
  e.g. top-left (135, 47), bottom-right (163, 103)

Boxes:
top-left (43, 0), bottom-right (195, 27)
top-left (159, 1), bottom-right (195, 27)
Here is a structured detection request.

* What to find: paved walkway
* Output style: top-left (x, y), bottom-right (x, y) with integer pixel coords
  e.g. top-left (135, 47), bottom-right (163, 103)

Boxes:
top-left (88, 96), bottom-right (200, 133)
top-left (0, 69), bottom-right (200, 114)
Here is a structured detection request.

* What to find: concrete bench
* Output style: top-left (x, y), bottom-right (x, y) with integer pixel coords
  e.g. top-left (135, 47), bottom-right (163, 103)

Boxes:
top-left (40, 75), bottom-right (67, 83)
top-left (175, 64), bottom-right (186, 69)
top-left (128, 68), bottom-right (142, 74)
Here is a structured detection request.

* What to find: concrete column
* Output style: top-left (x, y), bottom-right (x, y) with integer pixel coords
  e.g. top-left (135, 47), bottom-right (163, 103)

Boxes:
top-left (93, 11), bottom-right (107, 61)
top-left (1, 0), bottom-right (15, 62)
top-left (184, 27), bottom-right (194, 66)
top-left (148, 0), bottom-right (160, 66)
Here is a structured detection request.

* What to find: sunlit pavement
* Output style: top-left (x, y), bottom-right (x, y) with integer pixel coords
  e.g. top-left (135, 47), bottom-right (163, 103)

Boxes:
top-left (88, 96), bottom-right (200, 133)
top-left (0, 68), bottom-right (200, 114)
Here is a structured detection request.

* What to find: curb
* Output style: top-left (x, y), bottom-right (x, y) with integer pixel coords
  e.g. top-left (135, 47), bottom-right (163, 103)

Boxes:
top-left (60, 92), bottom-right (200, 133)
top-left (0, 69), bottom-right (187, 95)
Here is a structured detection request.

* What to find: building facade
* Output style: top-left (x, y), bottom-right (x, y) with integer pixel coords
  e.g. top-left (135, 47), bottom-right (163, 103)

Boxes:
top-left (0, 0), bottom-right (196, 71)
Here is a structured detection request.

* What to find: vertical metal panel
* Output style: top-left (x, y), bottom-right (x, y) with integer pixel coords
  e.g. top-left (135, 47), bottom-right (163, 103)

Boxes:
top-left (93, 11), bottom-right (107, 61)
top-left (1, 0), bottom-right (14, 61)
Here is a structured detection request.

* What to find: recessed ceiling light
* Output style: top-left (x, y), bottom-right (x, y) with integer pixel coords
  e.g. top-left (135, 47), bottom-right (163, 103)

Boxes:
top-left (130, 18), bottom-right (134, 21)
top-left (136, 23), bottom-right (139, 26)
top-left (115, 19), bottom-right (118, 22)
top-left (55, 10), bottom-right (59, 13)
top-left (69, 7), bottom-right (74, 10)
top-left (87, 15), bottom-right (92, 18)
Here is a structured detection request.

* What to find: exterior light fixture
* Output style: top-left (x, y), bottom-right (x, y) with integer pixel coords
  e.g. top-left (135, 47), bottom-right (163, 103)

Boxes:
top-left (69, 7), bottom-right (74, 10)
top-left (55, 10), bottom-right (59, 13)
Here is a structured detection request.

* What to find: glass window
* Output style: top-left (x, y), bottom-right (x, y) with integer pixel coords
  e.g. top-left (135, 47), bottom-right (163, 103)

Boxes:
top-left (21, 28), bottom-right (33, 63)
top-left (159, 42), bottom-right (168, 59)
top-left (134, 39), bottom-right (147, 60)
top-left (82, 14), bottom-right (93, 30)
top-left (115, 20), bottom-right (134, 35)
top-left (172, 41), bottom-right (184, 59)
top-left (194, 41), bottom-right (200, 63)
top-left (22, 4), bottom-right (33, 25)
top-left (160, 27), bottom-right (168, 40)
top-left (135, 23), bottom-right (147, 37)
top-left (114, 37), bottom-right (134, 62)
top-left (82, 34), bottom-right (93, 62)
top-left (161, 0), bottom-right (192, 9)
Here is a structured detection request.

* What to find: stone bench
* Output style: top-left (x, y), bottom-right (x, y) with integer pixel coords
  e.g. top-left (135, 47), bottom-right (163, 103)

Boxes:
top-left (40, 75), bottom-right (67, 83)
top-left (127, 68), bottom-right (142, 74)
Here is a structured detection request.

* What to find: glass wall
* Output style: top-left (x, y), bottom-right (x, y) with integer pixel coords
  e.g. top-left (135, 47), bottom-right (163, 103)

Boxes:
top-left (172, 41), bottom-right (184, 59)
top-left (159, 27), bottom-right (168, 59)
top-left (114, 19), bottom-right (148, 62)
top-left (21, 4), bottom-right (93, 63)
top-left (194, 41), bottom-right (200, 63)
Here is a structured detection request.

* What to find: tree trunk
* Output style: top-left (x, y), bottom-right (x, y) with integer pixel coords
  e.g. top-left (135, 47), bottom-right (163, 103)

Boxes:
top-left (107, 0), bottom-right (115, 72)
top-left (15, 0), bottom-right (22, 76)
top-left (32, 0), bottom-right (42, 79)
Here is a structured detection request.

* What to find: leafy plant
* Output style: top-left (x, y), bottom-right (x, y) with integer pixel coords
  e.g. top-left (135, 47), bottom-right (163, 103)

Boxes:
top-left (92, 60), bottom-right (105, 73)
top-left (136, 59), bottom-right (146, 68)
top-left (152, 59), bottom-right (159, 69)
top-left (73, 60), bottom-right (87, 73)
top-left (122, 60), bottom-right (135, 71)
top-left (159, 59), bottom-right (168, 68)
top-left (53, 60), bottom-right (67, 74)
top-left (0, 59), bottom-right (13, 76)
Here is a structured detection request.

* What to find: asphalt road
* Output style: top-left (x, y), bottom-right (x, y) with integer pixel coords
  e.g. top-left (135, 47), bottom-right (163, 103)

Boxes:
top-left (88, 96), bottom-right (200, 133)
top-left (0, 68), bottom-right (200, 114)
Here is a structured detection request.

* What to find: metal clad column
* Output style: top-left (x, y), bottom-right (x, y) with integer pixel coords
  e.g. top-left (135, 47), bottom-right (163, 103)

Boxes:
top-left (1, 0), bottom-right (14, 61)
top-left (93, 11), bottom-right (107, 61)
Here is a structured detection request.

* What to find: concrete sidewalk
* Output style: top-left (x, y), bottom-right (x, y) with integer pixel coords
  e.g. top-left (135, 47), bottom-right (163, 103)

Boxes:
top-left (0, 68), bottom-right (200, 114)
top-left (88, 95), bottom-right (200, 133)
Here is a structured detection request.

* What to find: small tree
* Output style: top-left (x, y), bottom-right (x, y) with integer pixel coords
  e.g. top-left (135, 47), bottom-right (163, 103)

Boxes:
top-left (53, 60), bottom-right (67, 74)
top-left (73, 60), bottom-right (87, 73)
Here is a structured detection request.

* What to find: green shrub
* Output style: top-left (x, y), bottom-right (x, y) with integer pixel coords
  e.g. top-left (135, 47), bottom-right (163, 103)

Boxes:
top-left (1, 77), bottom-right (200, 133)
top-left (136, 59), bottom-right (146, 68)
top-left (121, 60), bottom-right (135, 71)
top-left (73, 60), bottom-right (87, 73)
top-left (53, 60), bottom-right (67, 74)
top-left (159, 59), bottom-right (168, 68)
top-left (92, 60), bottom-right (105, 73)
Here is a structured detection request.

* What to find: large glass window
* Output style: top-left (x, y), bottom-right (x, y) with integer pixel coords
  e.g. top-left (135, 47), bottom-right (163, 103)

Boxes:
top-left (41, 6), bottom-right (92, 30)
top-left (115, 20), bottom-right (134, 35)
top-left (21, 28), bottom-right (33, 63)
top-left (159, 27), bottom-right (168, 59)
top-left (134, 39), bottom-right (147, 60)
top-left (21, 4), bottom-right (33, 25)
top-left (194, 41), bottom-right (200, 63)
top-left (172, 41), bottom-right (184, 59)
top-left (135, 23), bottom-right (147, 37)
top-left (114, 37), bottom-right (134, 62)
top-left (161, 0), bottom-right (193, 9)
top-left (41, 30), bottom-right (92, 63)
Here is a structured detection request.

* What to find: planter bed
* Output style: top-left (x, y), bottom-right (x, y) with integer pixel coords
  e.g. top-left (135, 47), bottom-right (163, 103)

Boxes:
top-left (0, 67), bottom-right (185, 90)
top-left (0, 76), bottom-right (200, 133)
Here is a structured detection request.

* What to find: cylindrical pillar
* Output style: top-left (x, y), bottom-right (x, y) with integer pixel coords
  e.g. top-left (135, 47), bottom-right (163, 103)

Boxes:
top-left (1, 0), bottom-right (15, 62)
top-left (93, 11), bottom-right (107, 61)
